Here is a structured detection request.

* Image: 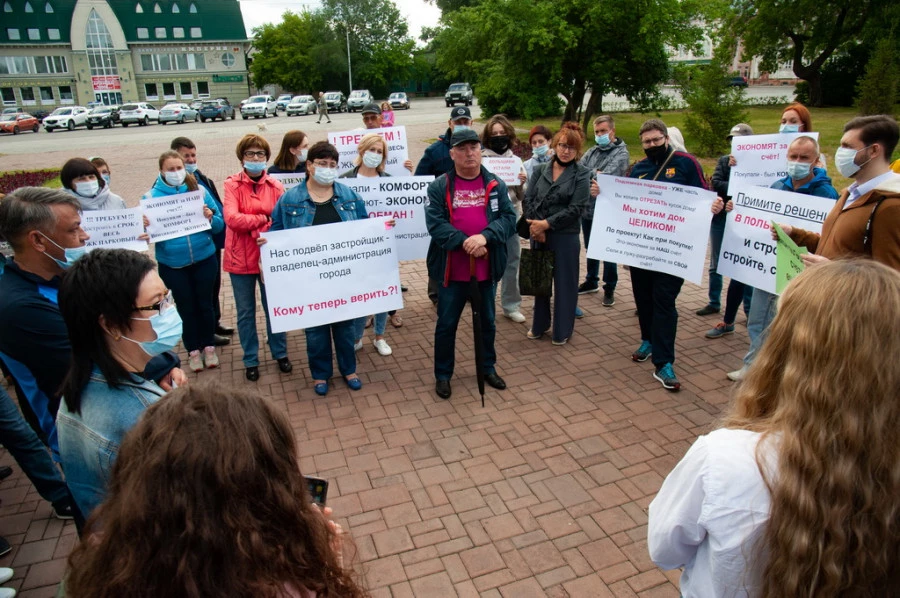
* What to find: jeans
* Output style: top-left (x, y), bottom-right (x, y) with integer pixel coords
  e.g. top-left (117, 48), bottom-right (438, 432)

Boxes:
top-left (743, 287), bottom-right (778, 367)
top-left (722, 280), bottom-right (754, 325)
top-left (531, 233), bottom-right (580, 343)
top-left (230, 273), bottom-right (287, 367)
top-left (354, 313), bottom-right (387, 339)
top-left (500, 210), bottom-right (522, 315)
top-left (435, 280), bottom-right (497, 380)
top-left (631, 266), bottom-right (684, 367)
top-left (706, 216), bottom-right (726, 309)
top-left (158, 254), bottom-right (218, 352)
top-left (305, 320), bottom-right (356, 380)
top-left (581, 217), bottom-right (617, 291)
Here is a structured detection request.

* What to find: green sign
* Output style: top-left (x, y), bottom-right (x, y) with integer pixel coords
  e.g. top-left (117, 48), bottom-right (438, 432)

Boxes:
top-left (213, 75), bottom-right (244, 83)
top-left (773, 221), bottom-right (807, 294)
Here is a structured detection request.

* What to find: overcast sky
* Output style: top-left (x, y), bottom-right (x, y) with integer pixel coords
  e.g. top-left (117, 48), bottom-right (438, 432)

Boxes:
top-left (237, 0), bottom-right (442, 42)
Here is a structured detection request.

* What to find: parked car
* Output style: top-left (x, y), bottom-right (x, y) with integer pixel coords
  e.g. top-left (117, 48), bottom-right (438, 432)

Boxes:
top-left (159, 103), bottom-right (199, 125)
top-left (275, 94), bottom-right (293, 111)
top-left (0, 112), bottom-right (40, 135)
top-left (189, 100), bottom-right (204, 110)
top-left (199, 99), bottom-right (235, 122)
top-left (286, 95), bottom-right (316, 116)
top-left (445, 82), bottom-right (474, 107)
top-left (388, 92), bottom-right (410, 110)
top-left (119, 102), bottom-right (159, 127)
top-left (324, 91), bottom-right (347, 113)
top-left (241, 95), bottom-right (278, 119)
top-left (729, 75), bottom-right (749, 87)
top-left (347, 90), bottom-right (372, 112)
top-left (86, 105), bottom-right (120, 129)
top-left (2, 106), bottom-right (23, 115)
top-left (43, 106), bottom-right (89, 132)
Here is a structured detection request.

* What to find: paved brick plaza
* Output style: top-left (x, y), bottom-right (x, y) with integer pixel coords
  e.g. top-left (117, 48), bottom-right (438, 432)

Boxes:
top-left (0, 122), bottom-right (747, 596)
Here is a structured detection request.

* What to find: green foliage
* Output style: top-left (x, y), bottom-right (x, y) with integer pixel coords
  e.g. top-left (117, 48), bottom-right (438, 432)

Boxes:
top-left (250, 12), bottom-right (340, 94)
top-left (676, 59), bottom-right (748, 157)
top-left (794, 43), bottom-right (870, 106)
top-left (856, 37), bottom-right (900, 115)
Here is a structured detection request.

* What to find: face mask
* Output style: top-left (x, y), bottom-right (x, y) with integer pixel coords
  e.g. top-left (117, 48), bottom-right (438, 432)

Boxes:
top-left (164, 169), bottom-right (187, 187)
top-left (74, 180), bottom-right (100, 198)
top-left (532, 144), bottom-right (549, 157)
top-left (101, 174), bottom-right (111, 185)
top-left (297, 149), bottom-right (308, 163)
top-left (779, 124), bottom-right (800, 134)
top-left (644, 144), bottom-right (668, 162)
top-left (362, 151), bottom-right (383, 169)
top-left (453, 124), bottom-right (470, 133)
top-left (313, 167), bottom-right (338, 185)
top-left (786, 161), bottom-right (812, 180)
top-left (595, 134), bottom-right (611, 148)
top-left (122, 307), bottom-right (183, 357)
top-left (244, 161), bottom-right (267, 175)
top-left (555, 155), bottom-right (575, 167)
top-left (835, 146), bottom-right (872, 178)
top-left (38, 232), bottom-right (86, 269)
top-left (488, 136), bottom-right (510, 154)
top-left (184, 163), bottom-right (199, 174)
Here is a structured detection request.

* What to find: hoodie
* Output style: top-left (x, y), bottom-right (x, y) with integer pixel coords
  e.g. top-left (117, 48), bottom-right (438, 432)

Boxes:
top-left (65, 183), bottom-right (126, 211)
top-left (769, 167), bottom-right (839, 199)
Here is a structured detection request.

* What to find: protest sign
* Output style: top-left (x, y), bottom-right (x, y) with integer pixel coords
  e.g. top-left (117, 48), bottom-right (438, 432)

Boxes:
top-left (260, 218), bottom-right (403, 332)
top-left (81, 207), bottom-right (147, 252)
top-left (268, 171), bottom-right (306, 190)
top-left (482, 156), bottom-right (524, 187)
top-left (587, 175), bottom-right (715, 284)
top-left (341, 176), bottom-right (434, 261)
top-left (717, 184), bottom-right (833, 294)
top-left (727, 132), bottom-right (820, 196)
top-left (140, 191), bottom-right (211, 243)
top-left (773, 222), bottom-right (807, 294)
top-left (328, 126), bottom-right (410, 177)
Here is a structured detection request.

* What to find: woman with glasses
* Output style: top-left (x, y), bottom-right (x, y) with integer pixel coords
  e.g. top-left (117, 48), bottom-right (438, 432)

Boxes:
top-left (223, 134), bottom-right (292, 382)
top-left (268, 130), bottom-right (310, 174)
top-left (144, 150), bottom-right (224, 373)
top-left (56, 249), bottom-right (177, 520)
top-left (269, 141), bottom-right (368, 397)
top-left (522, 122), bottom-right (591, 346)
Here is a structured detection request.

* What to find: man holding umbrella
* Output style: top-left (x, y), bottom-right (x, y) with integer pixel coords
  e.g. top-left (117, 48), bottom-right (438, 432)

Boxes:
top-left (426, 128), bottom-right (517, 400)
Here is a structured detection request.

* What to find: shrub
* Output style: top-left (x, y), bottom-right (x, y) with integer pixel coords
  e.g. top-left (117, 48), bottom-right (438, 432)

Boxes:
top-left (856, 37), bottom-right (899, 115)
top-left (676, 59), bottom-right (748, 158)
top-left (0, 169), bottom-right (62, 194)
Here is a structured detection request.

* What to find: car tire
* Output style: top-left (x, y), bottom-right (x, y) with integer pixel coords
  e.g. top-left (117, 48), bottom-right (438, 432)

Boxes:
top-left (87, 124), bottom-right (93, 130)
top-left (200, 117), bottom-right (206, 122)
top-left (46, 128), bottom-right (52, 132)
top-left (67, 120), bottom-right (74, 131)
top-left (143, 116), bottom-right (149, 126)
top-left (242, 115), bottom-right (248, 120)
top-left (231, 112), bottom-right (235, 120)
top-left (32, 124), bottom-right (39, 132)
top-left (105, 122), bottom-right (111, 129)
top-left (122, 122), bottom-right (128, 127)
top-left (13, 126), bottom-right (19, 135)
top-left (272, 109), bottom-right (277, 117)
top-left (180, 116), bottom-right (185, 124)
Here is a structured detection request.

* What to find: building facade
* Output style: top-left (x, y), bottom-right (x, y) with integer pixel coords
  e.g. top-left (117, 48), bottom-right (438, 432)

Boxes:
top-left (1, 0), bottom-right (249, 110)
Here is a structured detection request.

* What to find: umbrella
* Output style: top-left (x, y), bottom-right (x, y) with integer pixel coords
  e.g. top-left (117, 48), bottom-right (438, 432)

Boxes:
top-left (468, 254), bottom-right (486, 407)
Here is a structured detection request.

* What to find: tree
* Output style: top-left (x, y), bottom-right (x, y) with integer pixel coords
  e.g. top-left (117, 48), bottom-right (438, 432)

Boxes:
top-left (676, 57), bottom-right (748, 157)
top-left (856, 36), bottom-right (899, 115)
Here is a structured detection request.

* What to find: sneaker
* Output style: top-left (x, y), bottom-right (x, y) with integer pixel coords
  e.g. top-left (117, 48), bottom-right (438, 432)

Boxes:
top-left (551, 337), bottom-right (569, 346)
top-left (526, 329), bottom-right (546, 340)
top-left (0, 587), bottom-right (16, 598)
top-left (653, 363), bottom-right (681, 391)
top-left (504, 311), bottom-right (526, 323)
top-left (574, 306), bottom-right (584, 319)
top-left (602, 290), bottom-right (616, 307)
top-left (0, 568), bottom-right (11, 584)
top-left (631, 341), bottom-right (652, 362)
top-left (188, 351), bottom-right (203, 372)
top-left (52, 501), bottom-right (75, 520)
top-left (727, 367), bottom-right (746, 382)
top-left (578, 281), bottom-right (600, 294)
top-left (695, 305), bottom-right (720, 316)
top-left (353, 339), bottom-right (363, 352)
top-left (203, 346), bottom-right (219, 369)
top-left (373, 338), bottom-right (392, 356)
top-left (705, 322), bottom-right (735, 339)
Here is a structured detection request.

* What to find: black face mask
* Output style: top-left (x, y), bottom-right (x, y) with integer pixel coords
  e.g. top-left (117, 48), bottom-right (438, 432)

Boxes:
top-left (488, 136), bottom-right (510, 154)
top-left (644, 144), bottom-right (668, 162)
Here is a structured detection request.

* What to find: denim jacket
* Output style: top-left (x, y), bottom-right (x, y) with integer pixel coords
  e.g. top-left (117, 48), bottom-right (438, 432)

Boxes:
top-left (270, 180), bottom-right (368, 230)
top-left (57, 367), bottom-right (166, 519)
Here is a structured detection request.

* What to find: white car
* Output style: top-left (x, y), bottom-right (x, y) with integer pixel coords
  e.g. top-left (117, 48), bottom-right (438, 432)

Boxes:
top-left (42, 106), bottom-right (89, 132)
top-left (286, 95), bottom-right (316, 116)
top-left (241, 95), bottom-right (278, 119)
top-left (119, 102), bottom-right (160, 127)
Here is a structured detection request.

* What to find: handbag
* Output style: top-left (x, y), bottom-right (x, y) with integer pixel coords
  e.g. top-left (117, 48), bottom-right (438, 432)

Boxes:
top-left (516, 214), bottom-right (530, 239)
top-left (519, 248), bottom-right (554, 296)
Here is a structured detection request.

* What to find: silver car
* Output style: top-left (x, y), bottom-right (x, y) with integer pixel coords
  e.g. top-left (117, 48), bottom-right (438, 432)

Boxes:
top-left (286, 95), bottom-right (316, 116)
top-left (159, 103), bottom-right (199, 125)
top-left (240, 95), bottom-right (278, 119)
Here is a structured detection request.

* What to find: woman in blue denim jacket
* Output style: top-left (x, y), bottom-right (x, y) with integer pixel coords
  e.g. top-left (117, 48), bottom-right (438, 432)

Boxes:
top-left (144, 150), bottom-right (224, 372)
top-left (56, 249), bottom-right (178, 520)
top-left (270, 141), bottom-right (368, 397)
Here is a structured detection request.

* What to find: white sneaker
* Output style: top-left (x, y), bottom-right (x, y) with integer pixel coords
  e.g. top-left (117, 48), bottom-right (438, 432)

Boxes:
top-left (0, 569), bottom-right (12, 584)
top-left (353, 339), bottom-right (363, 352)
top-left (203, 346), bottom-right (219, 369)
top-left (726, 367), bottom-right (746, 382)
top-left (373, 338), bottom-right (393, 356)
top-left (504, 311), bottom-right (526, 323)
top-left (0, 587), bottom-right (16, 598)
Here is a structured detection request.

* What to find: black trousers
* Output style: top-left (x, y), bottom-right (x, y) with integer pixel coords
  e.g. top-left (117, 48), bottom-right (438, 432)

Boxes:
top-left (630, 266), bottom-right (684, 367)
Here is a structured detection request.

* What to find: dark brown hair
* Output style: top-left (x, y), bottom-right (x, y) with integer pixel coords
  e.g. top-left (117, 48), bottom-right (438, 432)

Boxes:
top-left (61, 158), bottom-right (106, 192)
top-left (273, 130), bottom-right (308, 171)
top-left (844, 114), bottom-right (899, 159)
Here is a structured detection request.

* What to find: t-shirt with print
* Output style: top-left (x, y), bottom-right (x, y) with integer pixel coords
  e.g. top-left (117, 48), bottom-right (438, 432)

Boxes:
top-left (449, 175), bottom-right (490, 282)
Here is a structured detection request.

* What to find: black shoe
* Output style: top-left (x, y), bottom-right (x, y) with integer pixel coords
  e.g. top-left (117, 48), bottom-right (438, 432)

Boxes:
top-left (695, 305), bottom-right (720, 316)
top-left (245, 366), bottom-right (259, 381)
top-left (602, 290), bottom-right (616, 307)
top-left (277, 357), bottom-right (293, 374)
top-left (578, 281), bottom-right (600, 295)
top-left (213, 334), bottom-right (231, 346)
top-left (52, 500), bottom-right (75, 520)
top-left (485, 372), bottom-right (506, 390)
top-left (429, 295), bottom-right (438, 306)
top-left (0, 466), bottom-right (12, 481)
top-left (401, 285), bottom-right (408, 292)
top-left (435, 379), bottom-right (451, 399)
top-left (216, 324), bottom-right (235, 336)
top-left (0, 536), bottom-right (9, 557)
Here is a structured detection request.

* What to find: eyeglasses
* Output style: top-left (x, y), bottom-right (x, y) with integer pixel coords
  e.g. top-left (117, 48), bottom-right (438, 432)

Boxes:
top-left (556, 143), bottom-right (576, 152)
top-left (312, 160), bottom-right (338, 168)
top-left (135, 290), bottom-right (174, 314)
top-left (243, 150), bottom-right (267, 159)
top-left (641, 136), bottom-right (666, 148)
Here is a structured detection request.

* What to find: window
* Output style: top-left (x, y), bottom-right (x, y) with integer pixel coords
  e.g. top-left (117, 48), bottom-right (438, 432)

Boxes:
top-left (172, 2), bottom-right (179, 12)
top-left (7, 29), bottom-right (20, 40)
top-left (189, 2), bottom-right (196, 12)
top-left (3, 2), bottom-right (11, 12)
top-left (144, 83), bottom-right (158, 99)
top-left (197, 81), bottom-right (209, 97)
top-left (135, 2), bottom-right (143, 13)
top-left (140, 52), bottom-right (205, 72)
top-left (179, 81), bottom-right (192, 97)
top-left (154, 27), bottom-right (166, 39)
top-left (153, 2), bottom-right (160, 12)
top-left (1, 88), bottom-right (15, 105)
top-left (0, 56), bottom-right (67, 75)
top-left (190, 27), bottom-right (201, 38)
top-left (20, 87), bottom-right (35, 104)
top-left (162, 82), bottom-right (175, 99)
top-left (58, 85), bottom-right (73, 103)
top-left (39, 86), bottom-right (53, 102)
top-left (27, 28), bottom-right (40, 40)
top-left (221, 52), bottom-right (235, 67)
top-left (173, 27), bottom-right (184, 38)
top-left (47, 28), bottom-right (60, 39)
top-left (45, 1), bottom-right (52, 12)
top-left (137, 27), bottom-right (148, 39)
top-left (24, 1), bottom-right (33, 12)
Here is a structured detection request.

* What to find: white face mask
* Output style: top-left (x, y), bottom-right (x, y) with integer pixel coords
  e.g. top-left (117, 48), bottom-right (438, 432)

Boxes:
top-left (362, 151), bottom-right (383, 169)
top-left (74, 180), bottom-right (100, 198)
top-left (834, 145), bottom-right (872, 178)
top-left (164, 169), bottom-right (187, 186)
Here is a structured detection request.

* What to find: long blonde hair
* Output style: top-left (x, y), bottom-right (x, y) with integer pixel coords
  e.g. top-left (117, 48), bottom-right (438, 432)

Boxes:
top-left (723, 259), bottom-right (900, 596)
top-left (352, 134), bottom-right (387, 173)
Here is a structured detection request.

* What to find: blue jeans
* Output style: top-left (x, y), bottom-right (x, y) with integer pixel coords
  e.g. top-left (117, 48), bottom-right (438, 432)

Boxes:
top-left (435, 280), bottom-right (497, 380)
top-left (229, 273), bottom-right (287, 367)
top-left (305, 319), bottom-right (356, 380)
top-left (706, 216), bottom-right (726, 309)
top-left (581, 217), bottom-right (617, 291)
top-left (354, 313), bottom-right (387, 338)
top-left (500, 221), bottom-right (522, 315)
top-left (743, 287), bottom-right (778, 367)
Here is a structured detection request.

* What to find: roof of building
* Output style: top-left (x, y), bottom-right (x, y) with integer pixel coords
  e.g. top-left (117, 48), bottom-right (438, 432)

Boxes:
top-left (1, 1), bottom-right (76, 43)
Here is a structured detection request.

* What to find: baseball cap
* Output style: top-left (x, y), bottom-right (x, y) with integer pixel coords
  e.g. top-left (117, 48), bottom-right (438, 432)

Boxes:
top-left (450, 106), bottom-right (471, 121)
top-left (450, 128), bottom-right (480, 147)
top-left (727, 123), bottom-right (753, 139)
top-left (361, 102), bottom-right (382, 115)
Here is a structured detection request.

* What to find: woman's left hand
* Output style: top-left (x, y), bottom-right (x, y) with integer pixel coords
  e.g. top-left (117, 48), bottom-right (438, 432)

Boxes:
top-left (158, 367), bottom-right (188, 391)
top-left (404, 159), bottom-right (413, 173)
top-left (518, 171), bottom-right (527, 184)
top-left (203, 206), bottom-right (213, 221)
top-left (143, 215), bottom-right (150, 228)
top-left (385, 219), bottom-right (396, 228)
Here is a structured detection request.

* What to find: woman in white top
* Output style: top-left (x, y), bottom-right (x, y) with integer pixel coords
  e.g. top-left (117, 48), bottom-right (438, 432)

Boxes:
top-left (649, 259), bottom-right (900, 597)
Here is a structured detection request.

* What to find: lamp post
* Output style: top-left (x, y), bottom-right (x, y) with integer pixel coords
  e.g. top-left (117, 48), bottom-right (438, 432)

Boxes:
top-left (345, 25), bottom-right (353, 92)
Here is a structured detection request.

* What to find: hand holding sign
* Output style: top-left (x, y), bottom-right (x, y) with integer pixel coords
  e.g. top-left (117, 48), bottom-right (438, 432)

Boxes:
top-left (141, 191), bottom-right (211, 243)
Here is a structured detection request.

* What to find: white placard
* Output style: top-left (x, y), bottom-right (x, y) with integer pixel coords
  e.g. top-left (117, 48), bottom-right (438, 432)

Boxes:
top-left (482, 156), bottom-right (524, 187)
top-left (268, 172), bottom-right (306, 190)
top-left (81, 208), bottom-right (147, 252)
top-left (261, 218), bottom-right (403, 332)
top-left (328, 126), bottom-right (410, 177)
top-left (587, 175), bottom-right (716, 284)
top-left (727, 132), bottom-right (820, 196)
top-left (140, 191), bottom-right (211, 243)
top-left (718, 184), bottom-right (834, 294)
top-left (341, 176), bottom-right (434, 261)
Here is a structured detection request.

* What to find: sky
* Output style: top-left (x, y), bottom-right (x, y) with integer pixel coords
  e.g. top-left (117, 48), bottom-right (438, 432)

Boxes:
top-left (237, 0), bottom-right (443, 43)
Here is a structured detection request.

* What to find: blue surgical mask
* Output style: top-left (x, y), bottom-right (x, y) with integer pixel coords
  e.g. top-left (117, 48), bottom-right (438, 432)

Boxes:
top-left (244, 161), bottom-right (267, 175)
top-left (532, 144), bottom-right (549, 157)
top-left (123, 307), bottom-right (183, 357)
top-left (594, 134), bottom-right (611, 148)
top-left (101, 174), bottom-right (111, 185)
top-left (184, 163), bottom-right (199, 174)
top-left (779, 124), bottom-right (800, 134)
top-left (362, 151), bottom-right (383, 169)
top-left (785, 161), bottom-right (812, 180)
top-left (74, 180), bottom-right (100, 198)
top-left (313, 167), bottom-right (338, 185)
top-left (453, 124), bottom-right (470, 133)
top-left (39, 232), bottom-right (86, 269)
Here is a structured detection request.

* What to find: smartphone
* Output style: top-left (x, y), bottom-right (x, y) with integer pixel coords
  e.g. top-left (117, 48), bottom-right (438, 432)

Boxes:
top-left (305, 475), bottom-right (329, 506)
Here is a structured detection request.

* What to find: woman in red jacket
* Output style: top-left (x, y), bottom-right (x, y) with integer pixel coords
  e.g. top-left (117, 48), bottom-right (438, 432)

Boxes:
top-left (223, 134), bottom-right (292, 381)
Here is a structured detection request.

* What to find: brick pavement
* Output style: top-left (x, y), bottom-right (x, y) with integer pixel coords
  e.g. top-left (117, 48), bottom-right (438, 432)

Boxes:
top-left (0, 123), bottom-right (748, 596)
